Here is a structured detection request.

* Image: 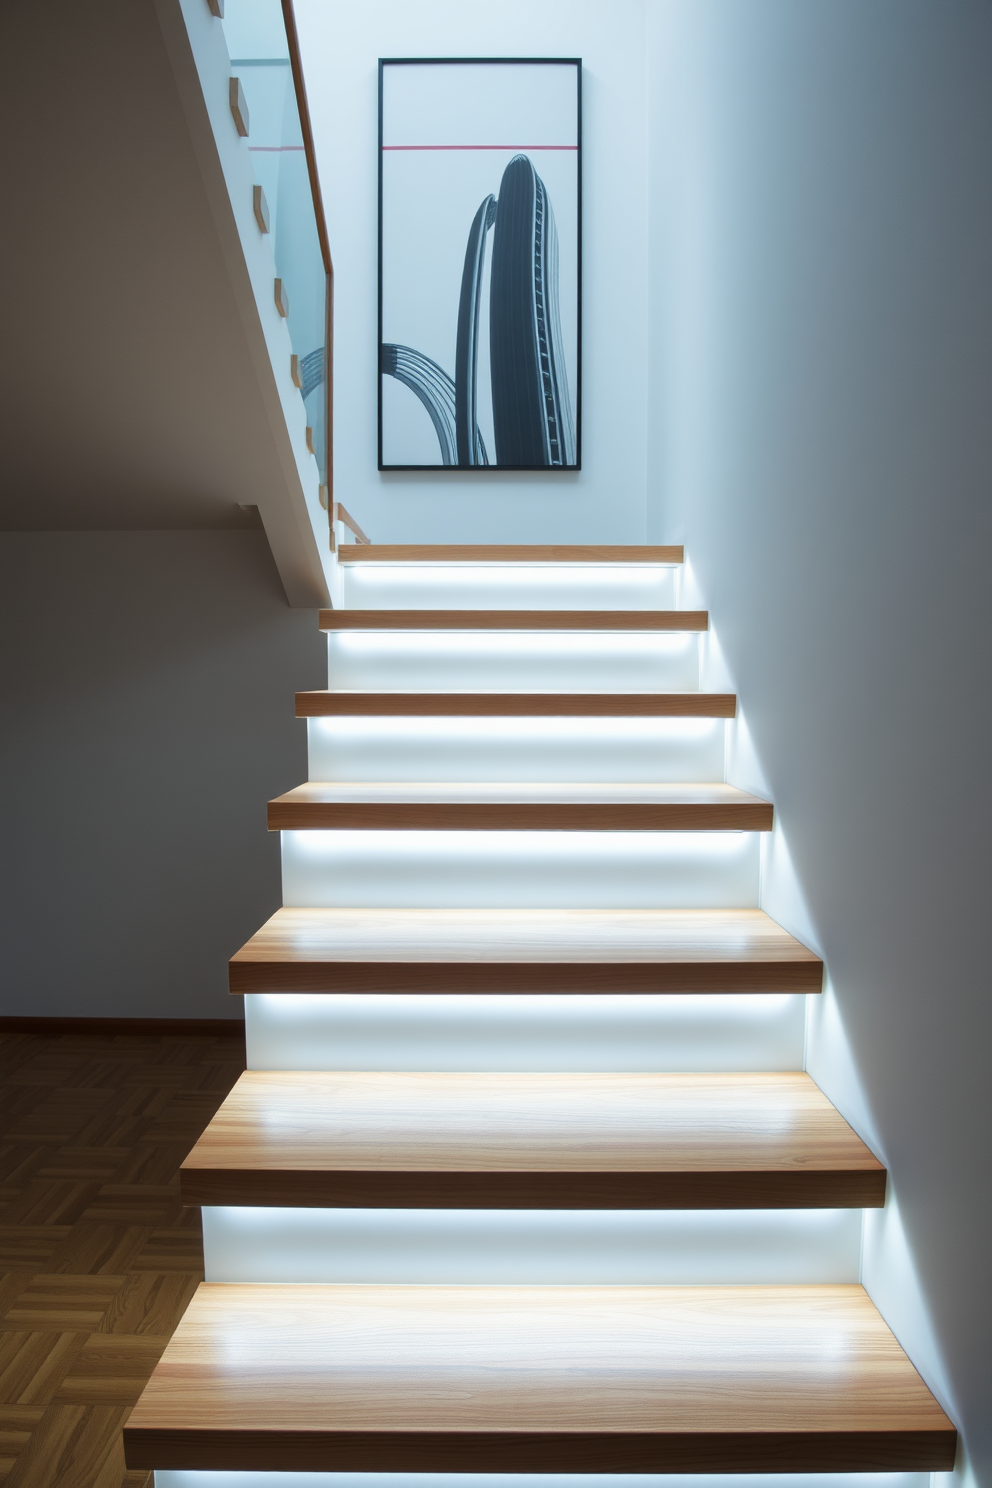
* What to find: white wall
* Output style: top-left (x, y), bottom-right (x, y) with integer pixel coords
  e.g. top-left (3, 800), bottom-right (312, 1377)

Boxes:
top-left (294, 0), bottom-right (648, 545)
top-left (0, 532), bottom-right (324, 1021)
top-left (647, 1), bottom-right (992, 1482)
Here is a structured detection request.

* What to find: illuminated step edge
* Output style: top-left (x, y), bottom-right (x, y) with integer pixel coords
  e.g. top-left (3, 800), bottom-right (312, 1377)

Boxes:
top-left (180, 1071), bottom-right (883, 1212)
top-left (244, 993), bottom-right (808, 1072)
top-left (233, 908), bottom-right (820, 997)
top-left (296, 692), bottom-right (736, 718)
top-left (269, 783), bottom-right (773, 833)
top-left (156, 1474), bottom-right (930, 1488)
top-left (307, 715), bottom-right (729, 784)
top-left (321, 609), bottom-right (709, 631)
top-left (280, 830), bottom-right (761, 909)
top-left (326, 631), bottom-right (700, 693)
top-left (200, 1207), bottom-right (864, 1285)
top-left (342, 563), bottom-right (681, 611)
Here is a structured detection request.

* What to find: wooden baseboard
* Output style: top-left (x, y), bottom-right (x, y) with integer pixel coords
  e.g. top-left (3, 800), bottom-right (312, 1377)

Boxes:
top-left (0, 1016), bottom-right (245, 1038)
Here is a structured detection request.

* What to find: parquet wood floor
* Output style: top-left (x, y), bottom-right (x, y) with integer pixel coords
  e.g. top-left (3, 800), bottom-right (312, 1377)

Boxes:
top-left (0, 1029), bottom-right (245, 1487)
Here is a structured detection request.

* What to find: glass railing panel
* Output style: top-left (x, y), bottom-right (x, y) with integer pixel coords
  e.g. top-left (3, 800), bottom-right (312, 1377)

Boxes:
top-left (220, 0), bottom-right (329, 491)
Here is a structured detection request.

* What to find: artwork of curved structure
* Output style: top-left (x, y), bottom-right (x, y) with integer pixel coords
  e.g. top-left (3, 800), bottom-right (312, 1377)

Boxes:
top-left (490, 155), bottom-right (576, 468)
top-left (381, 344), bottom-right (490, 468)
top-left (381, 344), bottom-right (459, 466)
top-left (455, 194), bottom-right (497, 467)
top-left (382, 154), bottom-right (574, 469)
top-left (299, 347), bottom-right (325, 402)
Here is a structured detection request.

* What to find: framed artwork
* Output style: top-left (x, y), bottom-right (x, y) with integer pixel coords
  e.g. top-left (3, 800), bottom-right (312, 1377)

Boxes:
top-left (378, 58), bottom-right (582, 471)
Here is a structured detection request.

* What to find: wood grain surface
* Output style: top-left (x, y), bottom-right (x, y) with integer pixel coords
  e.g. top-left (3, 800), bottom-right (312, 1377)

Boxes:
top-left (123, 1282), bottom-right (955, 1472)
top-left (0, 1029), bottom-right (245, 1487)
top-left (295, 692), bottom-right (737, 717)
top-left (319, 609), bottom-right (708, 631)
top-left (266, 782), bottom-right (774, 832)
top-left (229, 907), bottom-right (823, 995)
top-left (337, 545), bottom-right (684, 564)
top-left (180, 1070), bottom-right (885, 1209)
top-left (333, 502), bottom-right (370, 545)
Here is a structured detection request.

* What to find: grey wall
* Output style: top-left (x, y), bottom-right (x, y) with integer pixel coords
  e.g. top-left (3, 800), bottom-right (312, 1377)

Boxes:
top-left (648, 1), bottom-right (992, 1480)
top-left (0, 532), bottom-right (324, 1021)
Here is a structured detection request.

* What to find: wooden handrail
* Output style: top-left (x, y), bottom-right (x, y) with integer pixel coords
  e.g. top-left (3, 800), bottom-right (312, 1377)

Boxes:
top-left (334, 502), bottom-right (371, 545)
top-left (281, 2), bottom-right (331, 277)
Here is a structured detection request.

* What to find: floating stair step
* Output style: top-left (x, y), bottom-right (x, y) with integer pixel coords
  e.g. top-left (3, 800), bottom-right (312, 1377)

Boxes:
top-left (338, 544), bottom-right (684, 564)
top-left (296, 691), bottom-right (736, 717)
top-left (320, 608), bottom-right (707, 631)
top-left (268, 782), bottom-right (773, 832)
top-left (123, 1282), bottom-right (955, 1473)
top-left (229, 907), bottom-right (822, 994)
top-left (180, 1070), bottom-right (884, 1209)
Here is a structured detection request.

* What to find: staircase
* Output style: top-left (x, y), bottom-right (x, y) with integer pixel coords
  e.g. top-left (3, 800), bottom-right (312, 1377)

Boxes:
top-left (124, 545), bottom-right (956, 1481)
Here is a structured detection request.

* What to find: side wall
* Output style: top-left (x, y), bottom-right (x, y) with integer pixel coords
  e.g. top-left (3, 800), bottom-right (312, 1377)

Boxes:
top-left (647, 1), bottom-right (992, 1481)
top-left (0, 532), bottom-right (324, 1021)
top-left (294, 0), bottom-right (649, 545)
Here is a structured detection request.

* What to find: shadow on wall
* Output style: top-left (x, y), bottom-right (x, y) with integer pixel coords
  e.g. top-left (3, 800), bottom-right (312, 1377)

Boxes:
top-left (648, 0), bottom-right (992, 1479)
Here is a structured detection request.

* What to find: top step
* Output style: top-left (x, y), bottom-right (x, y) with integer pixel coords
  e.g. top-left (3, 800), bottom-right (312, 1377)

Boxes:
top-left (339, 545), bottom-right (684, 564)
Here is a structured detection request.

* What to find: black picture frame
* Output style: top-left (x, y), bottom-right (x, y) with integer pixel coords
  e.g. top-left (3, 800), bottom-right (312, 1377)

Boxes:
top-left (378, 57), bottom-right (582, 472)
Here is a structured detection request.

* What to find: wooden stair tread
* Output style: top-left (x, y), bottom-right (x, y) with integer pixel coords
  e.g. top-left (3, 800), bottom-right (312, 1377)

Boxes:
top-left (296, 691), bottom-right (736, 717)
top-left (320, 608), bottom-right (707, 630)
top-left (229, 907), bottom-right (823, 994)
top-left (123, 1282), bottom-right (955, 1472)
top-left (180, 1070), bottom-right (884, 1209)
top-left (338, 544), bottom-right (684, 564)
top-left (267, 781), bottom-right (773, 831)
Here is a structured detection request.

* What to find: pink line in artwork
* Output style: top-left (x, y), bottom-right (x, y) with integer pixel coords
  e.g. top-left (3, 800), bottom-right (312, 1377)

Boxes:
top-left (248, 145), bottom-right (306, 152)
top-left (382, 144), bottom-right (577, 151)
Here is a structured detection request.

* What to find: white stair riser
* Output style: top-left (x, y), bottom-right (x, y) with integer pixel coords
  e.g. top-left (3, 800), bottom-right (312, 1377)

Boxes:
top-left (308, 716), bottom-right (727, 784)
top-left (343, 564), bottom-right (680, 611)
top-left (244, 993), bottom-right (807, 1073)
top-left (281, 830), bottom-right (760, 909)
top-left (326, 632), bottom-right (700, 693)
top-left (201, 1207), bottom-right (862, 1286)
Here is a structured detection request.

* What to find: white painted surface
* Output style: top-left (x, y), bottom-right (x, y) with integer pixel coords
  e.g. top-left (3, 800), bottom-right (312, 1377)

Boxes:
top-left (326, 630), bottom-right (699, 693)
top-left (244, 992), bottom-right (806, 1073)
top-left (307, 715), bottom-right (727, 784)
top-left (202, 1206), bottom-right (862, 1285)
top-left (342, 563), bottom-right (679, 611)
top-left (293, 0), bottom-right (649, 543)
top-left (281, 829), bottom-right (759, 908)
top-left (648, 0), bottom-right (992, 1476)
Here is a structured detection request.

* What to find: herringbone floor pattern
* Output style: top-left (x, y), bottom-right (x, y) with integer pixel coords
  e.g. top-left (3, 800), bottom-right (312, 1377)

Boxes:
top-left (0, 1029), bottom-right (245, 1486)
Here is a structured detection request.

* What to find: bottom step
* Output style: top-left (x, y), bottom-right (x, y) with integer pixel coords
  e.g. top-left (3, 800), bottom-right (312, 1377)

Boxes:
top-left (125, 1284), bottom-right (955, 1474)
